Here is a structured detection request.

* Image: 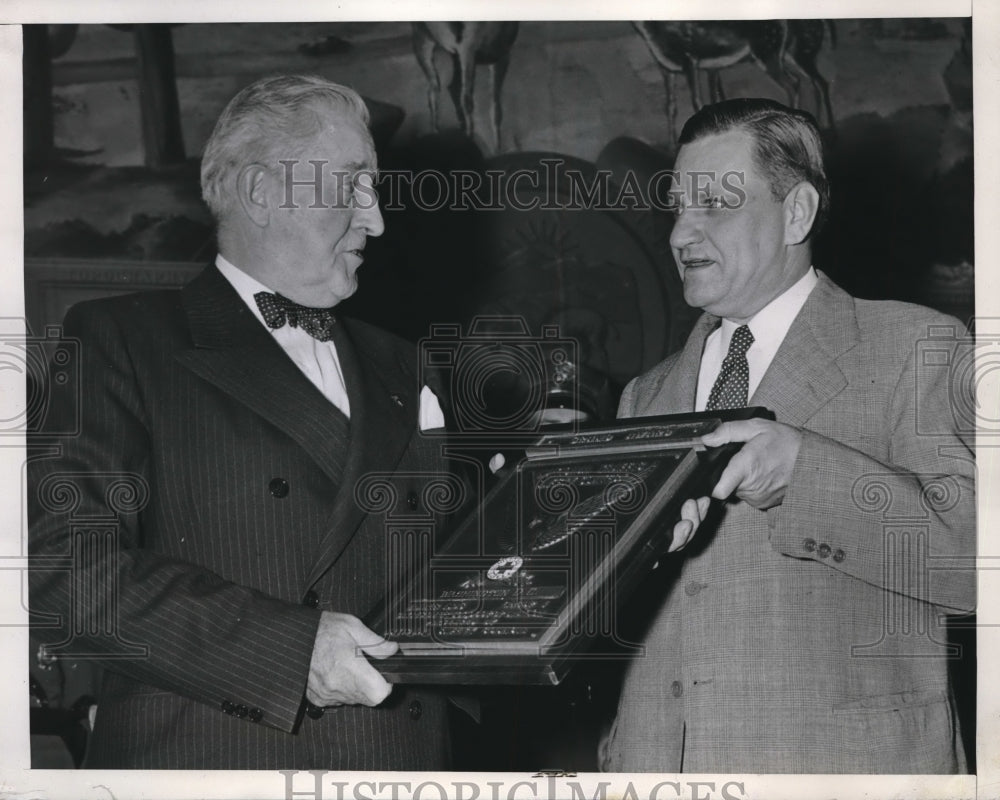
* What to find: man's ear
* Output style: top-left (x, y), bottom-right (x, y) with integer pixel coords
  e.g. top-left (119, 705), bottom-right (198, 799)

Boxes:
top-left (236, 164), bottom-right (271, 228)
top-left (783, 181), bottom-right (819, 245)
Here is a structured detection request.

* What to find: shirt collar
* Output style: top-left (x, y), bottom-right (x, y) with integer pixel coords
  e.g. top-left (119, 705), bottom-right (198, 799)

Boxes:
top-left (215, 253), bottom-right (275, 330)
top-left (719, 267), bottom-right (819, 351)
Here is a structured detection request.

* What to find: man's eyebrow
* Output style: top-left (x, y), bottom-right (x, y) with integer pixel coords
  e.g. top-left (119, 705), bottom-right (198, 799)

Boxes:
top-left (341, 160), bottom-right (380, 182)
top-left (342, 159), bottom-right (377, 172)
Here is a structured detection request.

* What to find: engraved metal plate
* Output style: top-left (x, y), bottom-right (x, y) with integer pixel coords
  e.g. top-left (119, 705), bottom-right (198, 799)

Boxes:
top-left (367, 408), bottom-right (772, 684)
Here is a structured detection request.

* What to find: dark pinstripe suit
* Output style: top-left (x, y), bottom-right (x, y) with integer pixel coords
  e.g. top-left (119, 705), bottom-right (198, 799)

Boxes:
top-left (29, 265), bottom-right (451, 769)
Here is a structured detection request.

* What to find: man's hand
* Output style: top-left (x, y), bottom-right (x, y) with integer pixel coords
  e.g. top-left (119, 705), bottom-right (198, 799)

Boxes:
top-left (670, 496), bottom-right (711, 551)
top-left (306, 611), bottom-right (398, 708)
top-left (700, 419), bottom-right (802, 510)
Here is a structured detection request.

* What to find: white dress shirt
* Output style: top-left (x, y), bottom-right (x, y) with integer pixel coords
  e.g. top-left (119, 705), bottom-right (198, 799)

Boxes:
top-left (695, 267), bottom-right (819, 412)
top-left (215, 255), bottom-right (444, 429)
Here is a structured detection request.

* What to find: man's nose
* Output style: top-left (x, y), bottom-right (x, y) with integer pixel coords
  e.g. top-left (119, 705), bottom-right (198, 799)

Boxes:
top-left (669, 209), bottom-right (702, 250)
top-left (354, 193), bottom-right (385, 237)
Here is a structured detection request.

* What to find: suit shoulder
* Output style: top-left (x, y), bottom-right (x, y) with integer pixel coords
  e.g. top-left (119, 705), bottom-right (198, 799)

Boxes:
top-left (60, 290), bottom-right (192, 360)
top-left (341, 317), bottom-right (419, 376)
top-left (64, 289), bottom-right (183, 328)
top-left (853, 297), bottom-right (967, 340)
top-left (619, 350), bottom-right (683, 415)
top-left (633, 351), bottom-right (683, 388)
top-left (342, 317), bottom-right (415, 353)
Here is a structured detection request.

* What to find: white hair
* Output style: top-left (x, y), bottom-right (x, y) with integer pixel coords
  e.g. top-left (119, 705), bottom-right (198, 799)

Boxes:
top-left (200, 74), bottom-right (370, 222)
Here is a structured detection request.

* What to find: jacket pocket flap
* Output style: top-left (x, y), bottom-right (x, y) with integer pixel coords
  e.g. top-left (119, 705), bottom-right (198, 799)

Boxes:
top-left (833, 688), bottom-right (947, 712)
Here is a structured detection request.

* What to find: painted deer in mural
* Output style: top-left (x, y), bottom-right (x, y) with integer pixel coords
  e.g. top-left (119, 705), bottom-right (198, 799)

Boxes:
top-left (632, 20), bottom-right (835, 143)
top-left (411, 22), bottom-right (520, 152)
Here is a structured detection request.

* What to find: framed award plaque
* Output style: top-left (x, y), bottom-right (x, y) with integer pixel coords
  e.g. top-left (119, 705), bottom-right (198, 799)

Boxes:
top-left (366, 407), bottom-right (772, 685)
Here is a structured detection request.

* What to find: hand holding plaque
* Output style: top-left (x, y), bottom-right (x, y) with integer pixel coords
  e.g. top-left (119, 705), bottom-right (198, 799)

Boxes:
top-left (672, 496), bottom-right (712, 551)
top-left (365, 408), bottom-right (774, 685)
top-left (701, 417), bottom-right (802, 508)
top-left (307, 612), bottom-right (397, 709)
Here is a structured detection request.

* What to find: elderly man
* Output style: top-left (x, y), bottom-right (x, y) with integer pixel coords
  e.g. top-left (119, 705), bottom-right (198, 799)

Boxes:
top-left (29, 75), bottom-right (452, 769)
top-left (601, 99), bottom-right (975, 773)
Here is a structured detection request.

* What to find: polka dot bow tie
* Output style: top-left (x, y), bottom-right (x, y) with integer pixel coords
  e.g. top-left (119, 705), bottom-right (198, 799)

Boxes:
top-left (254, 291), bottom-right (337, 342)
top-left (706, 324), bottom-right (754, 411)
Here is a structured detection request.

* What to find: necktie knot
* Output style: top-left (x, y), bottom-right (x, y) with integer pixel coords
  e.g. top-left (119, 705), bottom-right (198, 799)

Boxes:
top-left (729, 324), bottom-right (754, 356)
top-left (706, 324), bottom-right (754, 411)
top-left (254, 292), bottom-right (337, 342)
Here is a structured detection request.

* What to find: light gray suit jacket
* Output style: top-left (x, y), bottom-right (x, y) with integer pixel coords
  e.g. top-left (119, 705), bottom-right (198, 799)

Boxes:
top-left (602, 273), bottom-right (975, 773)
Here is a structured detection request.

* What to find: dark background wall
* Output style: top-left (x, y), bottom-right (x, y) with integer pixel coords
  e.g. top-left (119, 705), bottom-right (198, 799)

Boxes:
top-left (25, 19), bottom-right (973, 331)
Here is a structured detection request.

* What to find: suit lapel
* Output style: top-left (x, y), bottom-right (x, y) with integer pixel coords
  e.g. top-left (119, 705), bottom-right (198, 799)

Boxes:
top-left (175, 266), bottom-right (352, 486)
top-left (304, 320), bottom-right (416, 587)
top-left (640, 314), bottom-right (717, 415)
top-left (750, 272), bottom-right (858, 427)
top-left (652, 272), bottom-right (858, 427)
top-left (176, 267), bottom-right (421, 588)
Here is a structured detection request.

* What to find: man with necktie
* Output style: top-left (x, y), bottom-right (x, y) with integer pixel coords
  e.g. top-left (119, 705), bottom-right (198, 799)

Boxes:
top-left (29, 75), bottom-right (453, 769)
top-left (600, 98), bottom-right (975, 773)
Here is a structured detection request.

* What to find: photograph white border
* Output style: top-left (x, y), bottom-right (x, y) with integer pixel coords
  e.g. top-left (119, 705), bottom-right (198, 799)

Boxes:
top-left (1, 1), bottom-right (993, 798)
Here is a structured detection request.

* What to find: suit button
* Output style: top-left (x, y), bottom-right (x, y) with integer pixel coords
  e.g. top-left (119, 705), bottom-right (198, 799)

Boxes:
top-left (306, 702), bottom-right (325, 719)
top-left (818, 543), bottom-right (832, 558)
top-left (235, 704), bottom-right (249, 718)
top-left (249, 707), bottom-right (263, 723)
top-left (833, 548), bottom-right (846, 562)
top-left (803, 538), bottom-right (817, 553)
top-left (303, 590), bottom-right (320, 608)
top-left (409, 699), bottom-right (423, 720)
top-left (221, 699), bottom-right (235, 715)
top-left (269, 477), bottom-right (289, 498)
top-left (684, 581), bottom-right (704, 597)
top-left (670, 680), bottom-right (683, 698)
top-left (407, 491), bottom-right (419, 511)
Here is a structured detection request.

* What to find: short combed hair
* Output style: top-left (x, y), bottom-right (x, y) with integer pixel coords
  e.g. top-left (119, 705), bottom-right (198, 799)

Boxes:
top-left (679, 98), bottom-right (830, 237)
top-left (200, 74), bottom-right (370, 222)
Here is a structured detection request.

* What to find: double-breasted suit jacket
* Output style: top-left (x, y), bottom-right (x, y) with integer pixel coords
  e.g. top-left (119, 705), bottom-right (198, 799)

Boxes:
top-left (29, 265), bottom-right (453, 769)
top-left (602, 273), bottom-right (975, 773)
